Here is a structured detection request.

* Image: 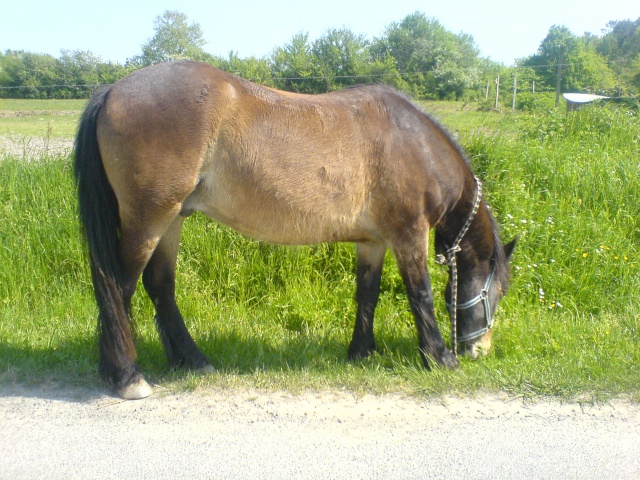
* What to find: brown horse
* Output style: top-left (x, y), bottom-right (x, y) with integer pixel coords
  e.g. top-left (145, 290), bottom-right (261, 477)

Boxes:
top-left (74, 60), bottom-right (516, 399)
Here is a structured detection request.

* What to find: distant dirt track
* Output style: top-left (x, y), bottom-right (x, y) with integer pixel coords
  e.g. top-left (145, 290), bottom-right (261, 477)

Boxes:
top-left (0, 135), bottom-right (74, 158)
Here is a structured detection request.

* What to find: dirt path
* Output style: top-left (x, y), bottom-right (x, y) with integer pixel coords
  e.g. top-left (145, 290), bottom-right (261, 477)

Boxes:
top-left (1, 384), bottom-right (638, 479)
top-left (0, 135), bottom-right (74, 158)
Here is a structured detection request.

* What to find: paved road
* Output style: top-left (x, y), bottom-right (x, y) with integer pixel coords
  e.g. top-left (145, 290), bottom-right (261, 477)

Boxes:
top-left (1, 384), bottom-right (639, 479)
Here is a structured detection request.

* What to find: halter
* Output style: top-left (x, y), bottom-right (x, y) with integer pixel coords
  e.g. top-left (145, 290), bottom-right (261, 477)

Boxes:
top-left (446, 259), bottom-right (496, 343)
top-left (436, 176), bottom-right (494, 356)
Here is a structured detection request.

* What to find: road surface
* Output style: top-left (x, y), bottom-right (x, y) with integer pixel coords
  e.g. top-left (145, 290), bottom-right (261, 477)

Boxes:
top-left (1, 384), bottom-right (638, 479)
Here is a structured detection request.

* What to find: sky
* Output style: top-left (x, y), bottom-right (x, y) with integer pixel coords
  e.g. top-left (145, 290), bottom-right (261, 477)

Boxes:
top-left (1, 0), bottom-right (638, 66)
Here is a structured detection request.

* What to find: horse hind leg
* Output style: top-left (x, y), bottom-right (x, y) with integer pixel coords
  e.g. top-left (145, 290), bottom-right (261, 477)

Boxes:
top-left (348, 242), bottom-right (386, 361)
top-left (100, 224), bottom-right (162, 400)
top-left (142, 216), bottom-right (213, 373)
top-left (107, 208), bottom-right (195, 399)
top-left (95, 279), bottom-right (151, 400)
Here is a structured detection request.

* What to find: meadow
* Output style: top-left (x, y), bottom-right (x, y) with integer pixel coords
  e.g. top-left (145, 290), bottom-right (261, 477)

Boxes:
top-left (1, 98), bottom-right (638, 401)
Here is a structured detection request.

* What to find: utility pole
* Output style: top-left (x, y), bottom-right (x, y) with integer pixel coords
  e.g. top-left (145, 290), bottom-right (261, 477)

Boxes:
top-left (512, 72), bottom-right (517, 111)
top-left (555, 47), bottom-right (565, 108)
top-left (495, 74), bottom-right (500, 109)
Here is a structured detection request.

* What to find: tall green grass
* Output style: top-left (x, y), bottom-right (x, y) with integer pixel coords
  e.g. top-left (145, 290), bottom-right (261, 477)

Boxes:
top-left (0, 105), bottom-right (638, 400)
top-left (0, 156), bottom-right (97, 385)
top-left (0, 99), bottom-right (85, 141)
top-left (462, 106), bottom-right (639, 398)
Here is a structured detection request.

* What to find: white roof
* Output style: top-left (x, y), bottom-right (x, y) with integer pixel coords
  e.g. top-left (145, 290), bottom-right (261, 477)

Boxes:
top-left (563, 93), bottom-right (609, 103)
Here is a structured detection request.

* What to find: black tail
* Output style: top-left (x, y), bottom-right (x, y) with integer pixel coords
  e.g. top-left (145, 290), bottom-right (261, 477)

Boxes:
top-left (74, 87), bottom-right (136, 387)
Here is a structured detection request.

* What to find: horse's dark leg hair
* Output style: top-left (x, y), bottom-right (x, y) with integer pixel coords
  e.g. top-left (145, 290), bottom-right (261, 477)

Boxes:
top-left (348, 243), bottom-right (386, 361)
top-left (394, 243), bottom-right (459, 370)
top-left (142, 217), bottom-right (212, 370)
top-left (104, 227), bottom-right (161, 393)
top-left (95, 279), bottom-right (141, 393)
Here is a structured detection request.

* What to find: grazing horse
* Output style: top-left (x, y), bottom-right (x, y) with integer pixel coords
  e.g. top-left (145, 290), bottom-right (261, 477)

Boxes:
top-left (74, 60), bottom-right (516, 399)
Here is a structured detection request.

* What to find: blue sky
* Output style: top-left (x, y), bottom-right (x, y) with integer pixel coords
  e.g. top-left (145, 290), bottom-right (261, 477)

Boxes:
top-left (1, 0), bottom-right (638, 66)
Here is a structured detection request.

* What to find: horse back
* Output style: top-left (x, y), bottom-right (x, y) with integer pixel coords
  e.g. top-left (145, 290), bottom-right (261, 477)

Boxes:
top-left (95, 60), bottom-right (468, 245)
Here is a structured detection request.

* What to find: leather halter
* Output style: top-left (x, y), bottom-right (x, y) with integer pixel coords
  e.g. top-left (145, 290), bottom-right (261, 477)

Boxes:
top-left (446, 259), bottom-right (496, 343)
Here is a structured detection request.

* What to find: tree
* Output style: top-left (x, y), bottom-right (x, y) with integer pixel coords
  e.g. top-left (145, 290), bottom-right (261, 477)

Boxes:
top-left (598, 18), bottom-right (640, 61)
top-left (596, 18), bottom-right (640, 94)
top-left (53, 50), bottom-right (130, 98)
top-left (220, 52), bottom-right (273, 86)
top-left (523, 25), bottom-right (616, 95)
top-left (270, 33), bottom-right (318, 93)
top-left (311, 28), bottom-right (370, 92)
top-left (55, 50), bottom-right (101, 98)
top-left (371, 12), bottom-right (482, 99)
top-left (129, 10), bottom-right (207, 66)
top-left (0, 51), bottom-right (57, 98)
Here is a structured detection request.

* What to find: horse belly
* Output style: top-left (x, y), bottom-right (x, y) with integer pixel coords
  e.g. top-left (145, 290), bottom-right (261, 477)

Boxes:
top-left (184, 160), bottom-right (377, 245)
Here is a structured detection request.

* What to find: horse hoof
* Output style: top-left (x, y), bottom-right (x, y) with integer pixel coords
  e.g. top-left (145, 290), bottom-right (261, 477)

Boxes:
top-left (116, 377), bottom-right (154, 400)
top-left (196, 364), bottom-right (215, 375)
top-left (347, 343), bottom-right (376, 361)
top-left (440, 350), bottom-right (460, 370)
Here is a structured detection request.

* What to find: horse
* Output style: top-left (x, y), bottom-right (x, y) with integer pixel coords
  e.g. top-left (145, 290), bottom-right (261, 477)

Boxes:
top-left (74, 60), bottom-right (516, 400)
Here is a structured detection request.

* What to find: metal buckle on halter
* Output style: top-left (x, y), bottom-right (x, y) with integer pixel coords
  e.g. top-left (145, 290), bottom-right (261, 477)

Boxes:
top-left (436, 247), bottom-right (459, 267)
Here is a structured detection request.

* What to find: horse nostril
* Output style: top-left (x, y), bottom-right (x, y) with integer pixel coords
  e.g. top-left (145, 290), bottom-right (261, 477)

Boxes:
top-left (465, 345), bottom-right (481, 359)
top-left (460, 331), bottom-right (492, 359)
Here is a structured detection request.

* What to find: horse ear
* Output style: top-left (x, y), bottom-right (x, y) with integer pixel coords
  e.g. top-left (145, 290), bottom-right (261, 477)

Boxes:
top-left (504, 236), bottom-right (518, 261)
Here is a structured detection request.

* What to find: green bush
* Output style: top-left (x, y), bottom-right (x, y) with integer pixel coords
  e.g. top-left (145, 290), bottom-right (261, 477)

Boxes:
top-left (515, 92), bottom-right (557, 111)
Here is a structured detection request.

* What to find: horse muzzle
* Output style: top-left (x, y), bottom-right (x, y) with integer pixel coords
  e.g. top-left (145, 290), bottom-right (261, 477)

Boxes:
top-left (458, 329), bottom-right (493, 359)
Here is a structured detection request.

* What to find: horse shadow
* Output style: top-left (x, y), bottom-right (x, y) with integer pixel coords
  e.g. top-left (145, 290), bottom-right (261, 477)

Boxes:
top-left (0, 319), bottom-right (419, 402)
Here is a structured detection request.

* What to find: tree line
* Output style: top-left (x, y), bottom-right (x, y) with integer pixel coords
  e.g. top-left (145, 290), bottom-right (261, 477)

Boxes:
top-left (1, 11), bottom-right (638, 105)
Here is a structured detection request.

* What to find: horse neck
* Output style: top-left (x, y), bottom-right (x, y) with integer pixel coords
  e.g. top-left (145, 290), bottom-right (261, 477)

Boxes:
top-left (437, 189), bottom-right (496, 272)
top-left (459, 205), bottom-right (496, 269)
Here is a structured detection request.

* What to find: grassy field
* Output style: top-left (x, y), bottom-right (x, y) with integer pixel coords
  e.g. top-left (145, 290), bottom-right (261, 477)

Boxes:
top-left (0, 99), bottom-right (86, 141)
top-left (0, 99), bottom-right (638, 401)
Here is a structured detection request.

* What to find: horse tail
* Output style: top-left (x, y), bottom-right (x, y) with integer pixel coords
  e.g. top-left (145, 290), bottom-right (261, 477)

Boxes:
top-left (74, 86), bottom-right (135, 385)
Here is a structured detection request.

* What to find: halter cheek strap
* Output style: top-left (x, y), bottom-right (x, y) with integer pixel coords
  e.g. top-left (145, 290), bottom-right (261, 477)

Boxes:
top-left (446, 260), bottom-right (496, 343)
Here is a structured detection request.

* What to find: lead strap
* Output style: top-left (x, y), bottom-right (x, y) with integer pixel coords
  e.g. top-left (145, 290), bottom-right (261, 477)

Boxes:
top-left (436, 176), bottom-right (483, 356)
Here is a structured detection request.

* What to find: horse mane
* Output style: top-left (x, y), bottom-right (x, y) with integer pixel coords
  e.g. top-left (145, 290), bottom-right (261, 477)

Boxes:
top-left (344, 84), bottom-right (473, 169)
top-left (367, 83), bottom-right (514, 289)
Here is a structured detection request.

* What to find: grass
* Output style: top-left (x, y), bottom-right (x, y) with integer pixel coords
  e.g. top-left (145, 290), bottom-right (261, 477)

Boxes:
top-left (0, 99), bottom-right (86, 111)
top-left (423, 100), bottom-right (509, 134)
top-left (0, 99), bottom-right (86, 140)
top-left (0, 101), bottom-right (638, 402)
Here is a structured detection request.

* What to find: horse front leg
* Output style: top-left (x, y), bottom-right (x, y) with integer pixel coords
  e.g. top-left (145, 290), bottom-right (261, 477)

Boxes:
top-left (142, 216), bottom-right (213, 373)
top-left (393, 242), bottom-right (459, 370)
top-left (348, 242), bottom-right (386, 361)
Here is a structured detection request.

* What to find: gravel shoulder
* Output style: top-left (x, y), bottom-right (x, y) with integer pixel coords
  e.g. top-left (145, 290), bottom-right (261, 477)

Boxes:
top-left (0, 135), bottom-right (74, 158)
top-left (1, 384), bottom-right (639, 479)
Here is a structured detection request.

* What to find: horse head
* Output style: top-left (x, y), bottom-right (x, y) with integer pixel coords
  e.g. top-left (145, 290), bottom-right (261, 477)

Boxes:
top-left (436, 178), bottom-right (517, 359)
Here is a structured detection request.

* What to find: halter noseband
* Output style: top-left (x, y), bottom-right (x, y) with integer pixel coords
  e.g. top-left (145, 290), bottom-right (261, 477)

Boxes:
top-left (436, 176), bottom-right (495, 356)
top-left (446, 259), bottom-right (496, 343)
